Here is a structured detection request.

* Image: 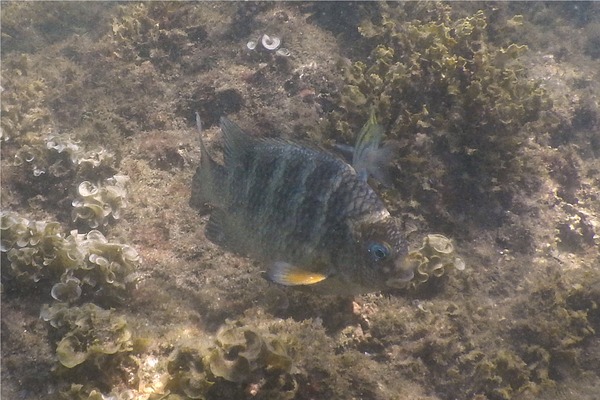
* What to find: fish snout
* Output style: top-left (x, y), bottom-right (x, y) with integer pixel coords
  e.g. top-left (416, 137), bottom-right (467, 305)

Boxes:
top-left (385, 255), bottom-right (415, 289)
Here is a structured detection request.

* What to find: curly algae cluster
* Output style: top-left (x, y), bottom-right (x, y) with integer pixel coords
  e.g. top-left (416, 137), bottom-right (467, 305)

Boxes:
top-left (110, 2), bottom-right (208, 72)
top-left (14, 133), bottom-right (115, 177)
top-left (166, 325), bottom-right (296, 400)
top-left (334, 5), bottom-right (552, 220)
top-left (40, 303), bottom-right (133, 369)
top-left (11, 132), bottom-right (127, 228)
top-left (1, 211), bottom-right (140, 303)
top-left (405, 234), bottom-right (465, 288)
top-left (71, 175), bottom-right (129, 229)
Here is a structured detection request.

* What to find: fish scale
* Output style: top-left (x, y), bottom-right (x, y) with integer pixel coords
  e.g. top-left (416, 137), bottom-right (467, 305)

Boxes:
top-left (190, 114), bottom-right (414, 294)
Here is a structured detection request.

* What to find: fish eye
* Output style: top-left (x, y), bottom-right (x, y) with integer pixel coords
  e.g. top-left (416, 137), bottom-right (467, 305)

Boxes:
top-left (368, 242), bottom-right (390, 262)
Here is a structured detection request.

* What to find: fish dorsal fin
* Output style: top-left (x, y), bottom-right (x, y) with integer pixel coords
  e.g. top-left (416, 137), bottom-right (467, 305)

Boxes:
top-left (267, 262), bottom-right (328, 286)
top-left (220, 117), bottom-right (258, 165)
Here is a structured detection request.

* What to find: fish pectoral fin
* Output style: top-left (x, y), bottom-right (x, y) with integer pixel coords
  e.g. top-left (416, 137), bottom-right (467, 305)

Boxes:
top-left (205, 208), bottom-right (241, 253)
top-left (266, 262), bottom-right (328, 286)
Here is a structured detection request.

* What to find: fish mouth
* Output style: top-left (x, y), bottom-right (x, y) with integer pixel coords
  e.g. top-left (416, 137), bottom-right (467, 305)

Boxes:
top-left (385, 257), bottom-right (415, 289)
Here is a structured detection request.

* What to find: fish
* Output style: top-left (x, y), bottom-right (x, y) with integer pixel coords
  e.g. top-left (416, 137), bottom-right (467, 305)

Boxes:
top-left (189, 112), bottom-right (414, 295)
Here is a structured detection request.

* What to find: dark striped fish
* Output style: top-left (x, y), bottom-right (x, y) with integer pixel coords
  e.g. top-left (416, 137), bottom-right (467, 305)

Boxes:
top-left (190, 113), bottom-right (413, 294)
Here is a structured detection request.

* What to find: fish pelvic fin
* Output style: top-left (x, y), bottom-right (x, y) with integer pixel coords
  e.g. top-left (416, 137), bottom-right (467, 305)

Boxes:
top-left (189, 112), bottom-right (227, 210)
top-left (204, 208), bottom-right (240, 251)
top-left (352, 109), bottom-right (399, 186)
top-left (266, 262), bottom-right (328, 286)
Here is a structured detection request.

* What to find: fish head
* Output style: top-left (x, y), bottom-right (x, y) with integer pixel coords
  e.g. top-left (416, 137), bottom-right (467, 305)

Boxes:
top-left (354, 215), bottom-right (414, 290)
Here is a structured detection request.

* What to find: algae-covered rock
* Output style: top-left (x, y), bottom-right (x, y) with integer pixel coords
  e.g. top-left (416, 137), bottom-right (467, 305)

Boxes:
top-left (165, 324), bottom-right (296, 399)
top-left (167, 345), bottom-right (214, 399)
top-left (334, 5), bottom-right (552, 222)
top-left (1, 211), bottom-right (140, 303)
top-left (207, 326), bottom-right (293, 383)
top-left (110, 2), bottom-right (207, 72)
top-left (0, 56), bottom-right (51, 141)
top-left (40, 303), bottom-right (133, 369)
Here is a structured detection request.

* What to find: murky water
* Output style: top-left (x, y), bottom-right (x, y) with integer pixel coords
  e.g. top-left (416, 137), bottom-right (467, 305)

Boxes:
top-left (2, 2), bottom-right (599, 399)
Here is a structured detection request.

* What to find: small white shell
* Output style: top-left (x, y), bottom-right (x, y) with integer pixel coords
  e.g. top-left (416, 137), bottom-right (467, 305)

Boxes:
top-left (261, 34), bottom-right (281, 51)
top-left (33, 167), bottom-right (45, 176)
top-left (275, 48), bottom-right (290, 57)
top-left (246, 40), bottom-right (257, 50)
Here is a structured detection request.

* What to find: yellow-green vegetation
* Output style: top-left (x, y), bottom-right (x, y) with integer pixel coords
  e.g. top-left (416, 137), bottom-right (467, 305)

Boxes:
top-left (0, 64), bottom-right (51, 142)
top-left (13, 132), bottom-right (117, 178)
top-left (40, 303), bottom-right (133, 368)
top-left (10, 132), bottom-right (121, 222)
top-left (40, 304), bottom-right (141, 400)
top-left (334, 5), bottom-right (552, 221)
top-left (2, 2), bottom-right (599, 400)
top-left (56, 384), bottom-right (112, 400)
top-left (405, 234), bottom-right (465, 288)
top-left (56, 383), bottom-right (136, 400)
top-left (1, 211), bottom-right (140, 304)
top-left (110, 2), bottom-right (208, 72)
top-left (166, 324), bottom-right (296, 399)
top-left (71, 175), bottom-right (129, 229)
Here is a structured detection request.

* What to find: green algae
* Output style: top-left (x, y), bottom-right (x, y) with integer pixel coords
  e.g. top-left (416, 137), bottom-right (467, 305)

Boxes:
top-left (71, 175), bottom-right (129, 229)
top-left (1, 211), bottom-right (140, 304)
top-left (405, 233), bottom-right (465, 288)
top-left (0, 66), bottom-right (51, 142)
top-left (333, 6), bottom-right (553, 223)
top-left (41, 303), bottom-right (133, 369)
top-left (165, 323), bottom-right (296, 400)
top-left (2, 2), bottom-right (600, 400)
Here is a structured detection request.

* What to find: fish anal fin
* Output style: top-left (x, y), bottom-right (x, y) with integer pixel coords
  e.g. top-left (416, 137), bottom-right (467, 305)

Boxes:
top-left (267, 262), bottom-right (328, 286)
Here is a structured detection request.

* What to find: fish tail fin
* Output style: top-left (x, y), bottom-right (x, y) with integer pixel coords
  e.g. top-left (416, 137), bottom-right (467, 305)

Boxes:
top-left (190, 112), bottom-right (226, 211)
